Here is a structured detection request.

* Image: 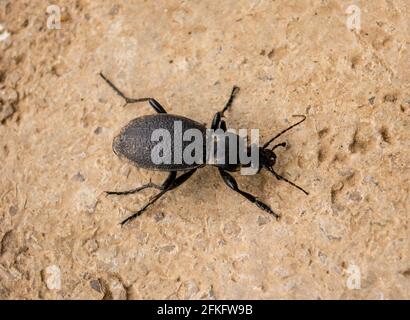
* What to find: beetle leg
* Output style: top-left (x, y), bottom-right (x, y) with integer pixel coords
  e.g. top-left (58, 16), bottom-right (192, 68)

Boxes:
top-left (211, 114), bottom-right (227, 132)
top-left (168, 169), bottom-right (197, 191)
top-left (211, 112), bottom-right (222, 130)
top-left (120, 169), bottom-right (197, 225)
top-left (221, 86), bottom-right (240, 116)
top-left (210, 86), bottom-right (239, 130)
top-left (218, 169), bottom-right (280, 220)
top-left (100, 72), bottom-right (167, 113)
top-left (120, 189), bottom-right (169, 225)
top-left (106, 172), bottom-right (177, 196)
top-left (220, 120), bottom-right (227, 132)
top-left (106, 182), bottom-right (163, 196)
top-left (147, 99), bottom-right (167, 113)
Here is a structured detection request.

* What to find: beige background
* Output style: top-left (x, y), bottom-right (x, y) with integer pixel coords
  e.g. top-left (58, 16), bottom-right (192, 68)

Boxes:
top-left (0, 0), bottom-right (409, 299)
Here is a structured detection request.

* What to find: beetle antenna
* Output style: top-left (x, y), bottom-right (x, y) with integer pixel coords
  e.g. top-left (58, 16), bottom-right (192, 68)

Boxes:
top-left (267, 166), bottom-right (309, 195)
top-left (263, 115), bottom-right (306, 149)
top-left (271, 142), bottom-right (286, 151)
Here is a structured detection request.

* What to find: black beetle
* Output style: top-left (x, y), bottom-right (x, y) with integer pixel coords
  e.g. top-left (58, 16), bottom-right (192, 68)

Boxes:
top-left (100, 73), bottom-right (308, 225)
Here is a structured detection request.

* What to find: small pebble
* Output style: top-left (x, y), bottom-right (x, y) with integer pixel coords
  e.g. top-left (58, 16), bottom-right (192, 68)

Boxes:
top-left (43, 265), bottom-right (61, 290)
top-left (94, 127), bottom-right (103, 135)
top-left (90, 279), bottom-right (102, 293)
top-left (72, 172), bottom-right (85, 182)
top-left (258, 215), bottom-right (270, 226)
top-left (9, 205), bottom-right (18, 216)
top-left (154, 212), bottom-right (165, 222)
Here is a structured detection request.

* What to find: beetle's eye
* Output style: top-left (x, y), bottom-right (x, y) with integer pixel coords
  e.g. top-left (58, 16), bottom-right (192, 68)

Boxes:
top-left (264, 149), bottom-right (274, 159)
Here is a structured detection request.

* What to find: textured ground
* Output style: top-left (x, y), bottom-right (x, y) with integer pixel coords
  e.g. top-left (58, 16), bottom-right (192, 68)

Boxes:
top-left (0, 0), bottom-right (409, 299)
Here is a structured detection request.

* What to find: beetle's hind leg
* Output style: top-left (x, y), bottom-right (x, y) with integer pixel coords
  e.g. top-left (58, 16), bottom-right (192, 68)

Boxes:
top-left (106, 172), bottom-right (176, 196)
top-left (218, 169), bottom-right (280, 220)
top-left (99, 72), bottom-right (167, 113)
top-left (106, 182), bottom-right (162, 196)
top-left (120, 169), bottom-right (197, 226)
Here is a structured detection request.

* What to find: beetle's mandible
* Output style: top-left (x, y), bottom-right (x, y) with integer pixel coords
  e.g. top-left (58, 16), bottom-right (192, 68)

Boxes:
top-left (100, 73), bottom-right (308, 225)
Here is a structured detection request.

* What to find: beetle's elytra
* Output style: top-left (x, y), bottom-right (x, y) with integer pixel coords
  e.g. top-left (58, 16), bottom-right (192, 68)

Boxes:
top-left (100, 73), bottom-right (308, 226)
top-left (113, 114), bottom-right (207, 171)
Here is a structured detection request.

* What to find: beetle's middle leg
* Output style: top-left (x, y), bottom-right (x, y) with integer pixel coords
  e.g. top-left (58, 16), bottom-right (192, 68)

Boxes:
top-left (218, 169), bottom-right (280, 219)
top-left (120, 169), bottom-right (197, 225)
top-left (106, 171), bottom-right (176, 196)
top-left (100, 73), bottom-right (167, 113)
top-left (210, 86), bottom-right (240, 130)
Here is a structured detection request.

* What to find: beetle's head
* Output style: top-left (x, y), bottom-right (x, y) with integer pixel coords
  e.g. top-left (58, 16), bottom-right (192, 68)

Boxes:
top-left (259, 144), bottom-right (282, 170)
top-left (259, 142), bottom-right (309, 195)
top-left (256, 115), bottom-right (309, 195)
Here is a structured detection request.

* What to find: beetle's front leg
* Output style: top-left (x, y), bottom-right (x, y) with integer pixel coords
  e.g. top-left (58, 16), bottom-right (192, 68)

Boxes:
top-left (100, 73), bottom-right (167, 113)
top-left (218, 169), bottom-right (280, 219)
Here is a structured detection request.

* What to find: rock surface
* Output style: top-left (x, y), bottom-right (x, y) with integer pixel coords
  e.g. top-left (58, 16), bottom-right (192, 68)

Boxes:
top-left (0, 1), bottom-right (409, 299)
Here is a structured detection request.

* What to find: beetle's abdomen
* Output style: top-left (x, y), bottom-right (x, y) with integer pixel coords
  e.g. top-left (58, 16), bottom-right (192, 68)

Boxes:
top-left (113, 114), bottom-right (207, 171)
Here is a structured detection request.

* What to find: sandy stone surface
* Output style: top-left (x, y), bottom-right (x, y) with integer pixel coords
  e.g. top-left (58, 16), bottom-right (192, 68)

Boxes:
top-left (0, 0), bottom-right (409, 299)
